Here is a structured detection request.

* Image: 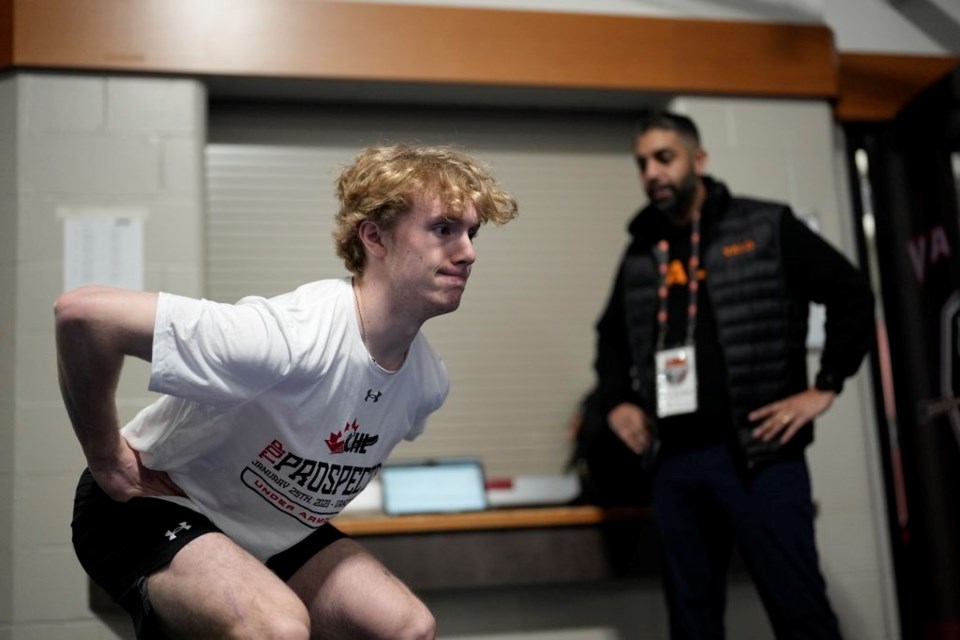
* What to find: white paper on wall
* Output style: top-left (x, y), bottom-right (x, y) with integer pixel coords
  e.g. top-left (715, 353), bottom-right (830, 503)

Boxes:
top-left (59, 206), bottom-right (147, 292)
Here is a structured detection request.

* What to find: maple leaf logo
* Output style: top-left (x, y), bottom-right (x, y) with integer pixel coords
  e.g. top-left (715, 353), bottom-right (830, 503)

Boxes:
top-left (325, 420), bottom-right (361, 454)
top-left (325, 430), bottom-right (345, 453)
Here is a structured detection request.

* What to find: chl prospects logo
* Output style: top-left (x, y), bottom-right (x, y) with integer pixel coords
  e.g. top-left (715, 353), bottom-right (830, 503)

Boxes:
top-left (248, 439), bottom-right (384, 528)
top-left (325, 419), bottom-right (380, 454)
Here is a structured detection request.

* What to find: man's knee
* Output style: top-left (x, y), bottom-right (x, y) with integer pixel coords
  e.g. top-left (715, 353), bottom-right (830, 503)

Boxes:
top-left (397, 601), bottom-right (436, 640)
top-left (229, 613), bottom-right (311, 640)
top-left (261, 613), bottom-right (312, 640)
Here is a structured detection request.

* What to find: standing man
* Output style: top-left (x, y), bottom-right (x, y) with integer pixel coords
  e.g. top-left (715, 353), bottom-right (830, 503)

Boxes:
top-left (59, 144), bottom-right (518, 639)
top-left (593, 110), bottom-right (873, 639)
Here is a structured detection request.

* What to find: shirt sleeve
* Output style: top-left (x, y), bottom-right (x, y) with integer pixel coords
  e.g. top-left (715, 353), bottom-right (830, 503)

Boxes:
top-left (403, 338), bottom-right (451, 441)
top-left (780, 210), bottom-right (875, 392)
top-left (150, 292), bottom-right (300, 405)
top-left (405, 378), bottom-right (450, 442)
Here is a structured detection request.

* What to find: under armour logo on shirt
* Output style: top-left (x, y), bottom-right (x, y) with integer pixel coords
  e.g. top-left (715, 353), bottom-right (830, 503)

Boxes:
top-left (365, 389), bottom-right (382, 402)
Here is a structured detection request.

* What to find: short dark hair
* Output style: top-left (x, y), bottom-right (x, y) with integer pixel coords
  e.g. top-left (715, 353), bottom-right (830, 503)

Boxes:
top-left (634, 109), bottom-right (701, 147)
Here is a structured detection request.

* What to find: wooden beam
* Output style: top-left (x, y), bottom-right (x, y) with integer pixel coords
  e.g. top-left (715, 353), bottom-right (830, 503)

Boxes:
top-left (835, 52), bottom-right (960, 122)
top-left (0, 0), bottom-right (12, 67)
top-left (11, 1), bottom-right (955, 123)
top-left (7, 0), bottom-right (838, 98)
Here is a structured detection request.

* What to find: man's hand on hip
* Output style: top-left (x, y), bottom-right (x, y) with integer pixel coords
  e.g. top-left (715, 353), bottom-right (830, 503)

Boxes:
top-left (748, 388), bottom-right (837, 445)
top-left (89, 442), bottom-right (185, 503)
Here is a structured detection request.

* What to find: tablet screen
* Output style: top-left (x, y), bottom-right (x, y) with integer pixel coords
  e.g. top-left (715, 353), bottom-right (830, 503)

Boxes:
top-left (381, 460), bottom-right (488, 515)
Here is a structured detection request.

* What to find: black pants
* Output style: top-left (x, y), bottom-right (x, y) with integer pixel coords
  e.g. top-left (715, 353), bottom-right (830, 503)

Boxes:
top-left (652, 444), bottom-right (842, 640)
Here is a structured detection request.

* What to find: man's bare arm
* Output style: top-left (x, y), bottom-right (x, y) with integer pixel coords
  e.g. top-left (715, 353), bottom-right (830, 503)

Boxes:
top-left (55, 286), bottom-right (179, 501)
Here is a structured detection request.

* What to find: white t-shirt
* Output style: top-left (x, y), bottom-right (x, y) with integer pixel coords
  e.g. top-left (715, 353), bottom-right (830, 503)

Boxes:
top-left (121, 278), bottom-right (449, 560)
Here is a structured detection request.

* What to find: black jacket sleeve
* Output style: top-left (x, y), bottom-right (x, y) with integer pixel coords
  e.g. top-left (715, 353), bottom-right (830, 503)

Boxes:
top-left (780, 210), bottom-right (875, 393)
top-left (593, 259), bottom-right (640, 415)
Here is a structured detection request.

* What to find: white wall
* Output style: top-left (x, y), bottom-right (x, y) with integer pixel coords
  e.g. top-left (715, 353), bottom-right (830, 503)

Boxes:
top-left (824, 0), bottom-right (960, 54)
top-left (0, 74), bottom-right (18, 639)
top-left (0, 73), bottom-right (206, 640)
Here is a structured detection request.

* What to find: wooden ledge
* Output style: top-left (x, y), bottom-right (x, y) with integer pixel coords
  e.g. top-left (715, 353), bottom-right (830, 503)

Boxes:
top-left (333, 504), bottom-right (651, 536)
top-left (836, 52), bottom-right (960, 122)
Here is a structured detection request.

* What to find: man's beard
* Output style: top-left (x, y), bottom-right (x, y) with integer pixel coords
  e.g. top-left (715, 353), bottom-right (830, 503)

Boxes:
top-left (649, 172), bottom-right (698, 224)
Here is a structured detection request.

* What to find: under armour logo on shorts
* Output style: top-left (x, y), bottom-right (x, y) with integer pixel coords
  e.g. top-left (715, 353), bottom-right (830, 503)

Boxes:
top-left (165, 521), bottom-right (192, 540)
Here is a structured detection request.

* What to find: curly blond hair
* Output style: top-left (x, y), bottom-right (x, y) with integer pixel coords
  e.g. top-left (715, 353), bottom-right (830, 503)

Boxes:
top-left (333, 144), bottom-right (518, 274)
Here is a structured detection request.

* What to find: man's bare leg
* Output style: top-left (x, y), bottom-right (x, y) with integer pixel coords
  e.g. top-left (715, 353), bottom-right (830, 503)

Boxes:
top-left (286, 537), bottom-right (435, 640)
top-left (147, 533), bottom-right (310, 639)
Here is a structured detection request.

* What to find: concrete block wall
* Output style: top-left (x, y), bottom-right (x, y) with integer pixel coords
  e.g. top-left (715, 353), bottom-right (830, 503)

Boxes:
top-left (0, 73), bottom-right (206, 639)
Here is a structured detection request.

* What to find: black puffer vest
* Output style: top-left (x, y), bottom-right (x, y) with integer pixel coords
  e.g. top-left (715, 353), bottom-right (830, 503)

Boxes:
top-left (622, 182), bottom-right (812, 468)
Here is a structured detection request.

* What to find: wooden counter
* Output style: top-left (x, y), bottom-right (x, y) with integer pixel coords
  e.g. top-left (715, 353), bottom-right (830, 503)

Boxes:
top-left (331, 504), bottom-right (655, 591)
top-left (333, 504), bottom-right (650, 536)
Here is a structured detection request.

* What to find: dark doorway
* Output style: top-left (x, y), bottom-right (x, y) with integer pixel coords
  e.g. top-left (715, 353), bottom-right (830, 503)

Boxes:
top-left (844, 67), bottom-right (960, 639)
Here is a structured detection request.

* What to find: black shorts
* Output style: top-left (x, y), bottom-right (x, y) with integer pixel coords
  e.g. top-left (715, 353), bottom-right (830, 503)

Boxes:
top-left (71, 468), bottom-right (348, 638)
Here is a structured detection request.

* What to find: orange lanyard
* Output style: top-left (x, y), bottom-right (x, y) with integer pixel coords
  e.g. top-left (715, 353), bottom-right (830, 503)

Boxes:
top-left (653, 210), bottom-right (701, 352)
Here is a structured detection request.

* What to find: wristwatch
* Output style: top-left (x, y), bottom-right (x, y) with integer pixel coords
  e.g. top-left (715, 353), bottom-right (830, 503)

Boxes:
top-left (814, 370), bottom-right (844, 394)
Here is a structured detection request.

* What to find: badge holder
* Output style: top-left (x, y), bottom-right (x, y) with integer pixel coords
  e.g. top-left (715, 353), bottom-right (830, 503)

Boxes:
top-left (655, 345), bottom-right (698, 417)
